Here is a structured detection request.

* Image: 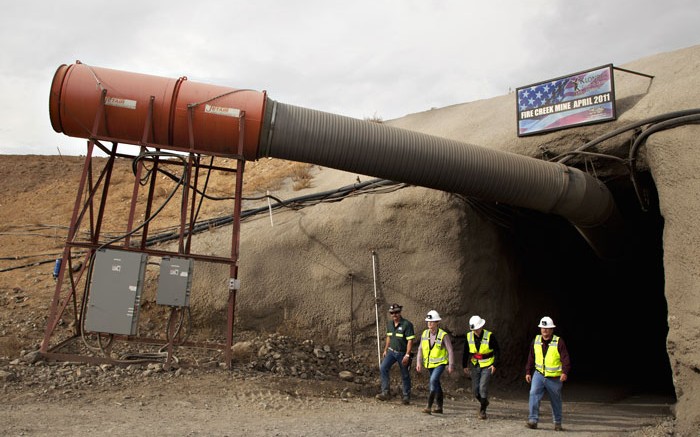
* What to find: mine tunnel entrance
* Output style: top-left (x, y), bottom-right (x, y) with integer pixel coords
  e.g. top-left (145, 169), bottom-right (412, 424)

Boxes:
top-left (509, 171), bottom-right (674, 398)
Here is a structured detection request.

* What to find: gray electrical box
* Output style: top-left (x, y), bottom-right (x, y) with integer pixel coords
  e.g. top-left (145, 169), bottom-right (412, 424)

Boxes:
top-left (84, 249), bottom-right (147, 335)
top-left (156, 256), bottom-right (194, 307)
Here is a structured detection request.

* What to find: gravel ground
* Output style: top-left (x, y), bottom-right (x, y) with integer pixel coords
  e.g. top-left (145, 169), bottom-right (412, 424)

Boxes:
top-left (1, 334), bottom-right (676, 437)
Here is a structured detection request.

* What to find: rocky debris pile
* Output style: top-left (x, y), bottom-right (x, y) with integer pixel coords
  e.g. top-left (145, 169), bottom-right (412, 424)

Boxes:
top-left (0, 332), bottom-right (379, 398)
top-left (240, 333), bottom-right (376, 384)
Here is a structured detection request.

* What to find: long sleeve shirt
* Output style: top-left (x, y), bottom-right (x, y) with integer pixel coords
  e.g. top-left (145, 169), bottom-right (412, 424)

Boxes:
top-left (525, 335), bottom-right (571, 376)
top-left (461, 331), bottom-right (500, 368)
top-left (416, 329), bottom-right (455, 369)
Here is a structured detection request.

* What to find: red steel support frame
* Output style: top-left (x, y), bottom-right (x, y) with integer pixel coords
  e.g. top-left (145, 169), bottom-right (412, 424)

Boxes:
top-left (40, 92), bottom-right (247, 369)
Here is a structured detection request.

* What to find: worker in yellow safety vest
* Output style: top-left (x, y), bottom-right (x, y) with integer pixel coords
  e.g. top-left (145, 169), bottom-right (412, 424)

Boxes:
top-left (415, 310), bottom-right (454, 414)
top-left (463, 315), bottom-right (500, 420)
top-left (524, 316), bottom-right (571, 432)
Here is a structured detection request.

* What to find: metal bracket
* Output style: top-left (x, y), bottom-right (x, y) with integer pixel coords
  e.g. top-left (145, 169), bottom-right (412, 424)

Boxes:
top-left (228, 278), bottom-right (241, 291)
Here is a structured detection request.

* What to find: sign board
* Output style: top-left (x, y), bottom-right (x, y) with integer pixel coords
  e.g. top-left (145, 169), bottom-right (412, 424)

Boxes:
top-left (516, 64), bottom-right (616, 136)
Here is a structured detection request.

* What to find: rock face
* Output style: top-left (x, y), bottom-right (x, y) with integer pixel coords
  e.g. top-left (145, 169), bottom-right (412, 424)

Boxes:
top-left (175, 44), bottom-right (700, 433)
top-left (188, 187), bottom-right (518, 364)
top-left (646, 125), bottom-right (700, 432)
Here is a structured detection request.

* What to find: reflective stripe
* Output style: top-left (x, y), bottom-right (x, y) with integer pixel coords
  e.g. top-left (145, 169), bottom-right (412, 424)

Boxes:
top-left (466, 330), bottom-right (495, 368)
top-left (421, 329), bottom-right (449, 368)
top-left (386, 318), bottom-right (415, 351)
top-left (534, 335), bottom-right (562, 377)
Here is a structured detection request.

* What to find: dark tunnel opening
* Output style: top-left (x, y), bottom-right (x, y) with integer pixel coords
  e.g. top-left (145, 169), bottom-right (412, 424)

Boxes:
top-left (509, 171), bottom-right (674, 398)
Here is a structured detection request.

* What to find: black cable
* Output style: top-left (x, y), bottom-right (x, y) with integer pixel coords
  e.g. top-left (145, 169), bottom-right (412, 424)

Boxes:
top-left (166, 306), bottom-right (192, 345)
top-left (549, 109), bottom-right (700, 212)
top-left (192, 155), bottom-right (214, 227)
top-left (554, 108), bottom-right (700, 165)
top-left (628, 114), bottom-right (700, 211)
top-left (96, 151), bottom-right (187, 250)
top-left (0, 257), bottom-right (59, 273)
top-left (553, 150), bottom-right (629, 165)
top-left (0, 252), bottom-right (64, 261)
top-left (155, 166), bottom-right (236, 201)
top-left (142, 179), bottom-right (405, 246)
top-left (4, 180), bottom-right (401, 270)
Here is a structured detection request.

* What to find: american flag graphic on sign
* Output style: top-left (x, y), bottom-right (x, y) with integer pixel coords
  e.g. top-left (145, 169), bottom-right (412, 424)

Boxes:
top-left (516, 65), bottom-right (616, 136)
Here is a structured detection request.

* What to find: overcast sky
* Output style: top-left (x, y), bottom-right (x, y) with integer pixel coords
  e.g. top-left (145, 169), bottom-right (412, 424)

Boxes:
top-left (1, 0), bottom-right (698, 156)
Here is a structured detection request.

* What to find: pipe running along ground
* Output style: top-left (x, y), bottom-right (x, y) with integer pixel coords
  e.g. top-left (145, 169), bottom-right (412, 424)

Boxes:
top-left (49, 63), bottom-right (622, 258)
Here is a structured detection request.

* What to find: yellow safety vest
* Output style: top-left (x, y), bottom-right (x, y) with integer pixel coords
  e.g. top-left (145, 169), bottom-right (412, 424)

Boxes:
top-left (421, 328), bottom-right (448, 368)
top-left (534, 335), bottom-right (562, 377)
top-left (467, 330), bottom-right (495, 367)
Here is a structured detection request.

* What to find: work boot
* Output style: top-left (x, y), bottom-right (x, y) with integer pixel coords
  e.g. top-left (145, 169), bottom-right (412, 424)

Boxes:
top-left (432, 392), bottom-right (443, 414)
top-left (422, 392), bottom-right (435, 414)
top-left (554, 423), bottom-right (564, 431)
top-left (525, 421), bottom-right (538, 429)
top-left (401, 394), bottom-right (410, 405)
top-left (479, 397), bottom-right (489, 419)
top-left (375, 391), bottom-right (390, 401)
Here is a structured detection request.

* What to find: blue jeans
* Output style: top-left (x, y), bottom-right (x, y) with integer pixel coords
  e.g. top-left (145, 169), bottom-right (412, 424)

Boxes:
top-left (427, 364), bottom-right (446, 394)
top-left (380, 350), bottom-right (411, 396)
top-left (470, 365), bottom-right (492, 399)
top-left (528, 371), bottom-right (563, 424)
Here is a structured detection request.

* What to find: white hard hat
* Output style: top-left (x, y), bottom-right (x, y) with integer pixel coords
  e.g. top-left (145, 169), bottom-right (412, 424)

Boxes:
top-left (425, 310), bottom-right (441, 321)
top-left (469, 315), bottom-right (486, 330)
top-left (538, 316), bottom-right (556, 328)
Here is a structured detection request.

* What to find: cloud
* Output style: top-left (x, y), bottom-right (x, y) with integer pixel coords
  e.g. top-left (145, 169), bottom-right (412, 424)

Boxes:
top-left (0, 0), bottom-right (698, 155)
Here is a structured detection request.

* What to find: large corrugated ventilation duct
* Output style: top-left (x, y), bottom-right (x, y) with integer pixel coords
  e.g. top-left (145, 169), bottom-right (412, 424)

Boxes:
top-left (49, 63), bottom-right (622, 258)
